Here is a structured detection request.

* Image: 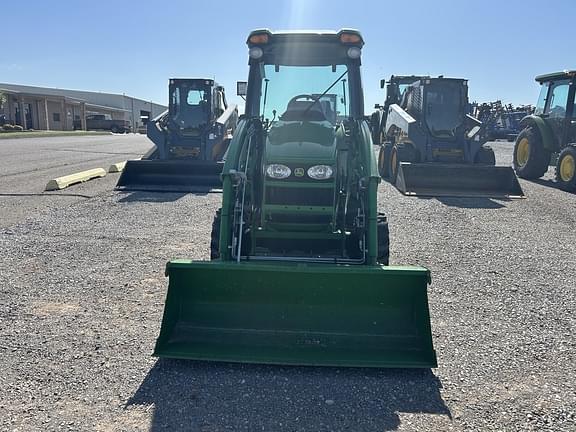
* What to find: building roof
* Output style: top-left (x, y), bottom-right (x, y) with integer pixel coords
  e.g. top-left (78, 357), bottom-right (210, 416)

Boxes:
top-left (0, 83), bottom-right (166, 112)
top-left (85, 103), bottom-right (130, 113)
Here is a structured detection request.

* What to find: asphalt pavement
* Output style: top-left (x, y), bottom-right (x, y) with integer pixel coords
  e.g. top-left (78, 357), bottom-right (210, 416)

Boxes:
top-left (0, 134), bottom-right (152, 228)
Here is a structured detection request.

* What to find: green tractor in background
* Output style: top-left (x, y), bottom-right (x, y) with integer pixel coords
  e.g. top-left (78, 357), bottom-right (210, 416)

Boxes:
top-left (152, 29), bottom-right (437, 368)
top-left (513, 71), bottom-right (576, 192)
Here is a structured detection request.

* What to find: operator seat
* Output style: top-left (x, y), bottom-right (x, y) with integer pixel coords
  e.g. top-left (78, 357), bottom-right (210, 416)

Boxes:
top-left (280, 100), bottom-right (328, 122)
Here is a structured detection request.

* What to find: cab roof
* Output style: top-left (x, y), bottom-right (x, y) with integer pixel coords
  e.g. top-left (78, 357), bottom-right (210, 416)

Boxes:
top-left (535, 71), bottom-right (576, 83)
top-left (247, 29), bottom-right (364, 47)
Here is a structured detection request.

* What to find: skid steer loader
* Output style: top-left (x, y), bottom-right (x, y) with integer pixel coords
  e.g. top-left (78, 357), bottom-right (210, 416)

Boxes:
top-left (378, 76), bottom-right (524, 198)
top-left (370, 75), bottom-right (429, 145)
top-left (153, 29), bottom-right (437, 368)
top-left (117, 78), bottom-right (238, 191)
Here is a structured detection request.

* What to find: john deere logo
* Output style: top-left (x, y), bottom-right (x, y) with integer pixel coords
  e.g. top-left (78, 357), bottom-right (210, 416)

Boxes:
top-left (294, 168), bottom-right (305, 177)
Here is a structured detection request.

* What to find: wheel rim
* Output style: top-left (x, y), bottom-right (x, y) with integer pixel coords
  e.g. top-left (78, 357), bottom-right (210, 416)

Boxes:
top-left (378, 148), bottom-right (385, 171)
top-left (391, 149), bottom-right (397, 177)
top-left (516, 138), bottom-right (530, 167)
top-left (559, 153), bottom-right (575, 182)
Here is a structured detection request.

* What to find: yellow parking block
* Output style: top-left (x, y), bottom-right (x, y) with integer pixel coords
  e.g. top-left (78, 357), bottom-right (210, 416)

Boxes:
top-left (108, 161), bottom-right (127, 173)
top-left (45, 168), bottom-right (107, 191)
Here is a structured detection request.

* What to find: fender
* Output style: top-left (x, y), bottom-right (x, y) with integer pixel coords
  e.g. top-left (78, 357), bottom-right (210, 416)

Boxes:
top-left (519, 115), bottom-right (557, 152)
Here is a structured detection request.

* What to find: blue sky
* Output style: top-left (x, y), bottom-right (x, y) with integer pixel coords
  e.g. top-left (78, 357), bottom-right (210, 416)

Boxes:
top-left (1, 0), bottom-right (574, 111)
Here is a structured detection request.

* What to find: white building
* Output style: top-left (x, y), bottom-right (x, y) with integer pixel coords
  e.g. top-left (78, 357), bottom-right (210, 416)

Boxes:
top-left (0, 83), bottom-right (166, 131)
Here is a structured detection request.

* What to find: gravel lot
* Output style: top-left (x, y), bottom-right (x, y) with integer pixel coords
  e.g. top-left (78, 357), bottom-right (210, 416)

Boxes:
top-left (1, 141), bottom-right (574, 431)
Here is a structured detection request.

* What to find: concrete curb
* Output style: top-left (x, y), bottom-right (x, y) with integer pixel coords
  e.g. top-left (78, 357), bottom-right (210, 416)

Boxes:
top-left (45, 168), bottom-right (107, 191)
top-left (108, 161), bottom-right (127, 173)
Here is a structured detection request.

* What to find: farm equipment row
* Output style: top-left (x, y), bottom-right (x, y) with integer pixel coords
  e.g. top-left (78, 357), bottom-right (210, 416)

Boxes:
top-left (471, 101), bottom-right (534, 142)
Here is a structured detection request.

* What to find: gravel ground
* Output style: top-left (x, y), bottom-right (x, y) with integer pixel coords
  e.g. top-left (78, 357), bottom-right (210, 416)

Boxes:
top-left (0, 141), bottom-right (574, 431)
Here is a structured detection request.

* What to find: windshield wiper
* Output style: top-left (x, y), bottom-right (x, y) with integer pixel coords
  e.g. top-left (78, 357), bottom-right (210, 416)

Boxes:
top-left (303, 69), bottom-right (349, 116)
top-left (261, 78), bottom-right (270, 119)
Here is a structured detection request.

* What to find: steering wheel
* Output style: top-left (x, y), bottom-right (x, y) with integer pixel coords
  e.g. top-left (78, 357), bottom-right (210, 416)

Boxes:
top-left (281, 94), bottom-right (326, 122)
top-left (287, 94), bottom-right (319, 105)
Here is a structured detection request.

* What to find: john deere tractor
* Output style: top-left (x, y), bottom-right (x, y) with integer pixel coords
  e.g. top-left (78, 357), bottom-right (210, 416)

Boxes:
top-left (513, 71), bottom-right (576, 192)
top-left (152, 29), bottom-right (437, 368)
top-left (117, 78), bottom-right (238, 191)
top-left (377, 76), bottom-right (524, 198)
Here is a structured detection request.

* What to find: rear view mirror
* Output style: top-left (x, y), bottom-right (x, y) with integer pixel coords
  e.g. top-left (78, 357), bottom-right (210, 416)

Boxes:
top-left (237, 81), bottom-right (247, 96)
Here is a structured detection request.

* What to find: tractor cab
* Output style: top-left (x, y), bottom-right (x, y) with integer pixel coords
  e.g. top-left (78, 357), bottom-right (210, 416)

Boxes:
top-left (533, 72), bottom-right (576, 147)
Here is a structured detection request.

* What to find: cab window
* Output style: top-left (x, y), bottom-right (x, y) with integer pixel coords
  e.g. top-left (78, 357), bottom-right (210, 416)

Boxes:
top-left (546, 81), bottom-right (569, 118)
top-left (534, 82), bottom-right (549, 115)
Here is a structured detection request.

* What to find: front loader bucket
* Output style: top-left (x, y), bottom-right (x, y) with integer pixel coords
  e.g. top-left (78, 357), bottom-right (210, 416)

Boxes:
top-left (116, 160), bottom-right (223, 192)
top-left (395, 163), bottom-right (524, 198)
top-left (154, 261), bottom-right (437, 368)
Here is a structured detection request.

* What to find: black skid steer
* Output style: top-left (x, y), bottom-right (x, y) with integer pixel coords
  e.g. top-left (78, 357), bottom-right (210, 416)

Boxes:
top-left (117, 78), bottom-right (238, 192)
top-left (377, 76), bottom-right (524, 198)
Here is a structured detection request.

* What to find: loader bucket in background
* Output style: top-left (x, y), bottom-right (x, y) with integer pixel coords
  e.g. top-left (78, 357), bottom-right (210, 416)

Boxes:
top-left (154, 261), bottom-right (437, 368)
top-left (395, 163), bottom-right (525, 198)
top-left (116, 159), bottom-right (223, 192)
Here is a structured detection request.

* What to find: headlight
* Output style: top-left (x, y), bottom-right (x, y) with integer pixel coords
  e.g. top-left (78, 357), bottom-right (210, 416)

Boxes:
top-left (266, 164), bottom-right (291, 179)
top-left (347, 47), bottom-right (361, 59)
top-left (307, 165), bottom-right (333, 180)
top-left (249, 47), bottom-right (263, 59)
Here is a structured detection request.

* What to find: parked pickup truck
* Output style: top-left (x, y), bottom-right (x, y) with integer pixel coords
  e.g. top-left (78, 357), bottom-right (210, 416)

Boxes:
top-left (82, 114), bottom-right (131, 133)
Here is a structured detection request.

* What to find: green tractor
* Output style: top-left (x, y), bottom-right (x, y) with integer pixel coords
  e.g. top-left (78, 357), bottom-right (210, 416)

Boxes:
top-left (152, 29), bottom-right (437, 368)
top-left (513, 71), bottom-right (576, 192)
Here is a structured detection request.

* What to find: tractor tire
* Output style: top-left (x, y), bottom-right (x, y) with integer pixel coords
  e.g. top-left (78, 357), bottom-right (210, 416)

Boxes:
top-left (370, 112), bottom-right (381, 144)
top-left (475, 146), bottom-right (496, 165)
top-left (555, 146), bottom-right (576, 192)
top-left (389, 143), bottom-right (418, 183)
top-left (378, 143), bottom-right (392, 178)
top-left (513, 127), bottom-right (551, 179)
top-left (210, 208), bottom-right (221, 260)
top-left (377, 213), bottom-right (389, 266)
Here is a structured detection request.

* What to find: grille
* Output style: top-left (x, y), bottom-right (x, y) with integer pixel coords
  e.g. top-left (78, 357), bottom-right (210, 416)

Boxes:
top-left (265, 186), bottom-right (334, 207)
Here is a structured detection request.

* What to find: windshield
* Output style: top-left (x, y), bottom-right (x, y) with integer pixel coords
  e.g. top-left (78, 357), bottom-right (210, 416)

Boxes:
top-left (425, 83), bottom-right (463, 137)
top-left (171, 85), bottom-right (209, 111)
top-left (169, 83), bottom-right (210, 129)
top-left (534, 82), bottom-right (549, 115)
top-left (260, 64), bottom-right (350, 123)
